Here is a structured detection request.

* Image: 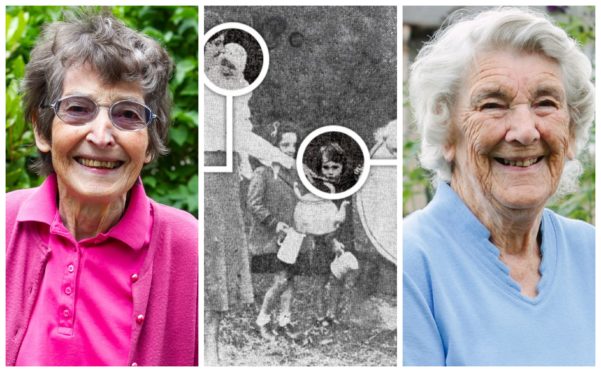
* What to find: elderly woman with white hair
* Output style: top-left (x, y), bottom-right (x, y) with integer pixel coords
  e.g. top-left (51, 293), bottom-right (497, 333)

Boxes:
top-left (403, 7), bottom-right (594, 366)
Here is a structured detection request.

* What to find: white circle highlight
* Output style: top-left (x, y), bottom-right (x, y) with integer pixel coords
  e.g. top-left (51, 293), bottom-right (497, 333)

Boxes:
top-left (203, 22), bottom-right (269, 97)
top-left (296, 126), bottom-right (371, 200)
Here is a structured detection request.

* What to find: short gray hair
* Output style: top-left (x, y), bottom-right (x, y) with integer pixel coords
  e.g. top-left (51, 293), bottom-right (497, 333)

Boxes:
top-left (409, 7), bottom-right (594, 192)
top-left (23, 8), bottom-right (173, 175)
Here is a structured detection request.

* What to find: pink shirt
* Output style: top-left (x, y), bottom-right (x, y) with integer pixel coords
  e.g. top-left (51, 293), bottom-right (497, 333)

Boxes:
top-left (14, 174), bottom-right (151, 366)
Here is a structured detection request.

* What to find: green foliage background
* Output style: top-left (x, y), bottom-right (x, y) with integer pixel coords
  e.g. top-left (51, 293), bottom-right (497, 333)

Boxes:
top-left (6, 6), bottom-right (199, 216)
top-left (403, 6), bottom-right (595, 224)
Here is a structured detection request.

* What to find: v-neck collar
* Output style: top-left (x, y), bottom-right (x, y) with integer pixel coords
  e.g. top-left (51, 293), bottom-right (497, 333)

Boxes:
top-left (431, 182), bottom-right (558, 305)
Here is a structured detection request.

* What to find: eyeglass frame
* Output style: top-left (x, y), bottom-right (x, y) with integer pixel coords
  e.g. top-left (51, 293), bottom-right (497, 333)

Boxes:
top-left (45, 95), bottom-right (158, 131)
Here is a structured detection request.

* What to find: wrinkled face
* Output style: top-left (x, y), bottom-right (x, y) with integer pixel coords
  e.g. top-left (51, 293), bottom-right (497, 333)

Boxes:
top-left (35, 64), bottom-right (151, 204)
top-left (321, 159), bottom-right (343, 184)
top-left (278, 132), bottom-right (298, 158)
top-left (448, 50), bottom-right (573, 211)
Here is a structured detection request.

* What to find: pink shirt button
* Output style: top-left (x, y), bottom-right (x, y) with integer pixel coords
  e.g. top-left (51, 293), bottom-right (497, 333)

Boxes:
top-left (136, 314), bottom-right (144, 324)
top-left (63, 309), bottom-right (70, 318)
top-left (130, 273), bottom-right (139, 283)
top-left (131, 362), bottom-right (138, 366)
top-left (65, 286), bottom-right (72, 295)
top-left (67, 264), bottom-right (75, 273)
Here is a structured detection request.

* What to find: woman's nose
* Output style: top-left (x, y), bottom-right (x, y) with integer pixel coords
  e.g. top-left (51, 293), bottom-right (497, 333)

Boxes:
top-left (85, 107), bottom-right (115, 147)
top-left (505, 105), bottom-right (540, 145)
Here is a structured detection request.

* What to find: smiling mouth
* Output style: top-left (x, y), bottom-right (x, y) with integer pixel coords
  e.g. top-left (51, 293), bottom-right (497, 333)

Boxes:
top-left (494, 156), bottom-right (544, 167)
top-left (75, 157), bottom-right (123, 170)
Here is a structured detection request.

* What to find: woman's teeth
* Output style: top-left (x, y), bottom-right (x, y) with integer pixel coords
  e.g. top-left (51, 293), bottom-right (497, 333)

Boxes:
top-left (77, 158), bottom-right (121, 169)
top-left (499, 157), bottom-right (540, 167)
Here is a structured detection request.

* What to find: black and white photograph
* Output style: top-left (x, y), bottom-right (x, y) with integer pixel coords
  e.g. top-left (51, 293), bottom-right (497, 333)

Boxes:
top-left (203, 6), bottom-right (397, 366)
top-left (205, 27), bottom-right (264, 91)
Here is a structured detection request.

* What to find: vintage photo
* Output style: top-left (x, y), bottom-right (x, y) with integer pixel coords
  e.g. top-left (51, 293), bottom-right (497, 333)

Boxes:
top-left (203, 6), bottom-right (396, 366)
top-left (205, 27), bottom-right (264, 90)
top-left (300, 129), bottom-right (365, 195)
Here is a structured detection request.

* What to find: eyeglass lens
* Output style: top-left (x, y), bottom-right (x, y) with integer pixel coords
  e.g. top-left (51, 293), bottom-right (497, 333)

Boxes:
top-left (55, 96), bottom-right (152, 130)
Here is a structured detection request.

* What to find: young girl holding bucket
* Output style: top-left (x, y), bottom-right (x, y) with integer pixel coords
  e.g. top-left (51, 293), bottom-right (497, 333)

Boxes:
top-left (247, 121), bottom-right (305, 341)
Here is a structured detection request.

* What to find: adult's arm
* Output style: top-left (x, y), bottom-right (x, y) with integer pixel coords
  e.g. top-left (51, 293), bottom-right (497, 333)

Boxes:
top-left (233, 91), bottom-right (294, 169)
top-left (235, 127), bottom-right (294, 169)
top-left (204, 86), bottom-right (294, 169)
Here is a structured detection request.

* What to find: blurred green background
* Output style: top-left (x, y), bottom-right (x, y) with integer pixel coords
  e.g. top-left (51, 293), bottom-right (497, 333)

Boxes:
top-left (6, 6), bottom-right (199, 216)
top-left (403, 6), bottom-right (595, 224)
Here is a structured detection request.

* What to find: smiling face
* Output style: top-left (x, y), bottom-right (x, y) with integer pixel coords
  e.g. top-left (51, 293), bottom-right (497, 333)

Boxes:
top-left (278, 132), bottom-right (298, 158)
top-left (34, 64), bottom-right (151, 204)
top-left (448, 50), bottom-right (573, 213)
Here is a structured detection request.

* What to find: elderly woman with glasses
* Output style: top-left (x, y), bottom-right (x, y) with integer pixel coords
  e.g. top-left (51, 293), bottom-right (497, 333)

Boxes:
top-left (404, 7), bottom-right (594, 366)
top-left (6, 11), bottom-right (197, 366)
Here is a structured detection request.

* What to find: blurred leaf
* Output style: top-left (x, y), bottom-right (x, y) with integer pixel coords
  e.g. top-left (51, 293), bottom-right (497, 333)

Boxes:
top-left (7, 11), bottom-right (29, 53)
top-left (10, 55), bottom-right (26, 79)
top-left (174, 58), bottom-right (197, 86)
top-left (170, 126), bottom-right (188, 146)
top-left (187, 174), bottom-right (198, 193)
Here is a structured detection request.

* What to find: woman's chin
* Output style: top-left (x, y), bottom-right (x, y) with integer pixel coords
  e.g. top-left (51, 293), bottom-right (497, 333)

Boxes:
top-left (491, 185), bottom-right (551, 211)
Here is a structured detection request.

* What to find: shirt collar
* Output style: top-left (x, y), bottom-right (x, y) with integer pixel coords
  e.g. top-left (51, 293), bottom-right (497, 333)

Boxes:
top-left (16, 173), bottom-right (152, 251)
top-left (433, 182), bottom-right (550, 245)
top-left (16, 173), bottom-right (59, 225)
top-left (106, 178), bottom-right (152, 250)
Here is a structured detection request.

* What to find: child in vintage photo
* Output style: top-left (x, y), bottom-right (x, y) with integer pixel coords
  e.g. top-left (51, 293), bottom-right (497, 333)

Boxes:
top-left (298, 139), bottom-right (362, 328)
top-left (314, 142), bottom-right (362, 194)
top-left (247, 121), bottom-right (304, 341)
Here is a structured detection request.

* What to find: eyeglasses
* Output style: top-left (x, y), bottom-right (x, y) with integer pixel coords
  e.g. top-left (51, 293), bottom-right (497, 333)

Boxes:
top-left (48, 95), bottom-right (157, 131)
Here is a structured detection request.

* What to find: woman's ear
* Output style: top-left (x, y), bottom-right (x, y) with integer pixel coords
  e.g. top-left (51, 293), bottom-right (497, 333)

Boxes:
top-left (33, 122), bottom-right (51, 153)
top-left (443, 143), bottom-right (456, 163)
top-left (566, 128), bottom-right (576, 160)
top-left (443, 118), bottom-right (459, 163)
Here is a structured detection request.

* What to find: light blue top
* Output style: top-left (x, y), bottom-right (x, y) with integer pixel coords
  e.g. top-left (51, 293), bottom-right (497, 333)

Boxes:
top-left (403, 183), bottom-right (595, 366)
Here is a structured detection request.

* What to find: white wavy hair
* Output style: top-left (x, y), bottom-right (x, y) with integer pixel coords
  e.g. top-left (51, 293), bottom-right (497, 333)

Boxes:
top-left (409, 7), bottom-right (594, 194)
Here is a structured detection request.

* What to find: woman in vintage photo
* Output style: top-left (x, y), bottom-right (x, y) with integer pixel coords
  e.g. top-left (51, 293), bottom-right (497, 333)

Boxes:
top-left (203, 15), bottom-right (254, 366)
top-left (204, 27), bottom-right (225, 73)
top-left (404, 7), bottom-right (594, 365)
top-left (206, 41), bottom-right (249, 91)
top-left (203, 12), bottom-right (296, 365)
top-left (6, 10), bottom-right (198, 366)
